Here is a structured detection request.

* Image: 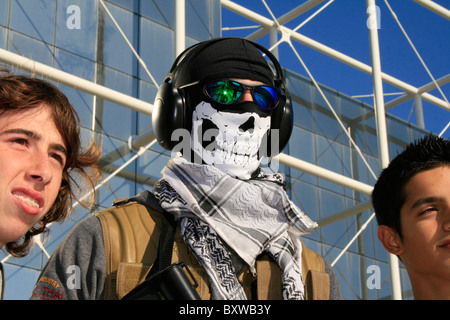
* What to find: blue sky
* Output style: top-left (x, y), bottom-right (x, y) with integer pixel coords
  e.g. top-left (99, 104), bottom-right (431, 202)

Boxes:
top-left (221, 0), bottom-right (450, 139)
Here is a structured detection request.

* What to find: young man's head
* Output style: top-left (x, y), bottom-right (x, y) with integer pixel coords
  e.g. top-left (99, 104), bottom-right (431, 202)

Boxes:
top-left (152, 38), bottom-right (293, 180)
top-left (372, 134), bottom-right (450, 298)
top-left (0, 71), bottom-right (101, 257)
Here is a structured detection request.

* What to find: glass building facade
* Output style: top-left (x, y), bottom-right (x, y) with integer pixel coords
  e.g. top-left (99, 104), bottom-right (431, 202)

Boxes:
top-left (0, 0), bottom-right (432, 300)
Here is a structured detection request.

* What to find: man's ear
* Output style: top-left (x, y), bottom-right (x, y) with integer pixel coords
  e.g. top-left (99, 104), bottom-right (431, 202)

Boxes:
top-left (377, 225), bottom-right (403, 255)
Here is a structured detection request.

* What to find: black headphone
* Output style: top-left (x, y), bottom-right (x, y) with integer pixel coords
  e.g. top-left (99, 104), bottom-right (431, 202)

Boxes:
top-left (152, 37), bottom-right (293, 157)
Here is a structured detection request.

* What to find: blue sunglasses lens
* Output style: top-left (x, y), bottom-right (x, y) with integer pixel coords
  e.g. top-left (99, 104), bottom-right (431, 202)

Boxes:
top-left (205, 80), bottom-right (280, 110)
top-left (253, 85), bottom-right (279, 111)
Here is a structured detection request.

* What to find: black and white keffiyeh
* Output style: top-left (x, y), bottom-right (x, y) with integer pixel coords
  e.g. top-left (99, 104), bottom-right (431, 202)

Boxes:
top-left (153, 157), bottom-right (318, 300)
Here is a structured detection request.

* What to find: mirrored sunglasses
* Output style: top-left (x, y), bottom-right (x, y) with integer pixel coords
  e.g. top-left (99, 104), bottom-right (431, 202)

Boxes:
top-left (203, 79), bottom-right (282, 111)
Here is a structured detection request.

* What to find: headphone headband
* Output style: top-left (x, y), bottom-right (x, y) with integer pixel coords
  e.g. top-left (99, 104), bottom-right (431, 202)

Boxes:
top-left (167, 37), bottom-right (285, 88)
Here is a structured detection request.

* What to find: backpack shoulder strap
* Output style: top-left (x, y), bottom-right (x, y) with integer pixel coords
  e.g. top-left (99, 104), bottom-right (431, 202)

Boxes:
top-left (94, 198), bottom-right (164, 299)
top-left (300, 241), bottom-right (330, 300)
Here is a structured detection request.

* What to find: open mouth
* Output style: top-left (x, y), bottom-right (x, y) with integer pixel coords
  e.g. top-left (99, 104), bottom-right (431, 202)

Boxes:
top-left (13, 192), bottom-right (40, 208)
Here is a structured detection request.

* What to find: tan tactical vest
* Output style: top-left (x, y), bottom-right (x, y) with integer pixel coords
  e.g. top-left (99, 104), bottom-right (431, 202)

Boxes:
top-left (94, 199), bottom-right (330, 300)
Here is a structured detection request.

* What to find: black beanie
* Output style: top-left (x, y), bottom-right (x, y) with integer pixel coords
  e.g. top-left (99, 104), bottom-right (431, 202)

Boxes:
top-left (173, 38), bottom-right (275, 87)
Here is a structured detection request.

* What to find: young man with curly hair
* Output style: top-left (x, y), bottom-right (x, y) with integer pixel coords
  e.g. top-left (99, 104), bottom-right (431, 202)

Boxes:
top-left (0, 71), bottom-right (101, 298)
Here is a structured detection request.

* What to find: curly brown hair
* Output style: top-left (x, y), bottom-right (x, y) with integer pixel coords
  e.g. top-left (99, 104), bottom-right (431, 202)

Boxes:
top-left (0, 69), bottom-right (102, 257)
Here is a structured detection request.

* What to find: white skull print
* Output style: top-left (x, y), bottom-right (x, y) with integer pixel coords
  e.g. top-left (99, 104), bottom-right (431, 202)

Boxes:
top-left (190, 102), bottom-right (271, 179)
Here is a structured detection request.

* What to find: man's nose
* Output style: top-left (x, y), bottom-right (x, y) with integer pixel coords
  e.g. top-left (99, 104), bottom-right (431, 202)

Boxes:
top-left (27, 153), bottom-right (53, 185)
top-left (241, 88), bottom-right (254, 102)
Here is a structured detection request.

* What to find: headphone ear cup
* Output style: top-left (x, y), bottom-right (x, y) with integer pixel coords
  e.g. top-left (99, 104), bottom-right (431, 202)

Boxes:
top-left (152, 81), bottom-right (185, 150)
top-left (267, 96), bottom-right (293, 157)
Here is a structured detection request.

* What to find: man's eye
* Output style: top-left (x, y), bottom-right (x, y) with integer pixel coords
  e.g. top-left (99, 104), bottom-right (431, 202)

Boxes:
top-left (13, 138), bottom-right (28, 146)
top-left (51, 153), bottom-right (65, 165)
top-left (420, 208), bottom-right (437, 215)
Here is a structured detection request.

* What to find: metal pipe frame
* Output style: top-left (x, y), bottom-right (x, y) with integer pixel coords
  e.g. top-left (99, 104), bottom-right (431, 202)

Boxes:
top-left (221, 0), bottom-right (449, 111)
top-left (366, 0), bottom-right (402, 300)
top-left (0, 48), bottom-right (153, 116)
top-left (412, 0), bottom-right (450, 20)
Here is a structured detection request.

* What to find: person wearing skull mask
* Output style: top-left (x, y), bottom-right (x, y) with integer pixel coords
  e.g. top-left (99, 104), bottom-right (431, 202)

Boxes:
top-left (153, 37), bottom-right (288, 180)
top-left (30, 38), bottom-right (342, 301)
top-left (151, 37), bottom-right (341, 300)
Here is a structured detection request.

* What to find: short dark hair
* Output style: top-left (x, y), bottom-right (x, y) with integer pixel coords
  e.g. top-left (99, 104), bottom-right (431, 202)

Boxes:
top-left (372, 134), bottom-right (450, 238)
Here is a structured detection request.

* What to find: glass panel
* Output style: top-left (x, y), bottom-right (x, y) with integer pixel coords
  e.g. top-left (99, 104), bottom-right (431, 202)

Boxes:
top-left (53, 49), bottom-right (96, 130)
top-left (290, 180), bottom-right (320, 232)
top-left (8, 31), bottom-right (53, 65)
top-left (388, 139), bottom-right (407, 162)
top-left (289, 127), bottom-right (315, 163)
top-left (286, 73), bottom-right (312, 105)
top-left (329, 249), bottom-right (362, 300)
top-left (57, 83), bottom-right (95, 131)
top-left (96, 133), bottom-right (137, 207)
top-left (54, 48), bottom-right (95, 81)
top-left (10, 0), bottom-right (55, 43)
top-left (3, 264), bottom-right (41, 300)
top-left (288, 127), bottom-right (317, 185)
top-left (102, 2), bottom-right (138, 74)
top-left (210, 0), bottom-right (221, 38)
top-left (340, 94), bottom-right (363, 121)
top-left (387, 116), bottom-right (410, 143)
top-left (293, 102), bottom-right (315, 132)
top-left (99, 68), bottom-right (137, 141)
top-left (410, 126), bottom-right (427, 142)
top-left (318, 189), bottom-right (347, 245)
top-left (365, 125), bottom-right (379, 157)
top-left (140, 0), bottom-right (174, 28)
top-left (137, 80), bottom-right (157, 136)
top-left (314, 109), bottom-right (342, 142)
top-left (354, 151), bottom-right (373, 185)
top-left (101, 100), bottom-right (136, 141)
top-left (186, 0), bottom-right (211, 40)
top-left (0, 26), bottom-right (6, 49)
top-left (139, 18), bottom-right (174, 84)
top-left (108, 0), bottom-right (139, 12)
top-left (55, 0), bottom-right (98, 60)
top-left (0, 1), bottom-right (8, 26)
top-left (316, 135), bottom-right (344, 193)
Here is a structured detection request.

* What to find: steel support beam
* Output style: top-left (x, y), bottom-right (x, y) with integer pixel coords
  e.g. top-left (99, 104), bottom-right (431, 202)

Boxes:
top-left (367, 0), bottom-right (402, 300)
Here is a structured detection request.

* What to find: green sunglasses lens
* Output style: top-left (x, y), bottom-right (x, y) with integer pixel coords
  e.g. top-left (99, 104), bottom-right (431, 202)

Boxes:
top-left (205, 80), bottom-right (280, 110)
top-left (205, 80), bottom-right (243, 104)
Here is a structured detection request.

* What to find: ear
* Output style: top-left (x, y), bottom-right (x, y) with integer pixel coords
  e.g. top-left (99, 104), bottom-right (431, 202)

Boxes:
top-left (377, 225), bottom-right (403, 255)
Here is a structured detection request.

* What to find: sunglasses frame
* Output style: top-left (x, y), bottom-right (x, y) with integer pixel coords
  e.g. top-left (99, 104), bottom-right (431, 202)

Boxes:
top-left (203, 79), bottom-right (283, 111)
top-left (180, 79), bottom-right (285, 112)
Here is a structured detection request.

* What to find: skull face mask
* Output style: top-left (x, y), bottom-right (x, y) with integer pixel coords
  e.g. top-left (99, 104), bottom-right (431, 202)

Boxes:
top-left (190, 101), bottom-right (270, 179)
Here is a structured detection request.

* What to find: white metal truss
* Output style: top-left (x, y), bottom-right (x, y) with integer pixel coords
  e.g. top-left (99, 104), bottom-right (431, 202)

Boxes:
top-left (0, 0), bottom-right (448, 300)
